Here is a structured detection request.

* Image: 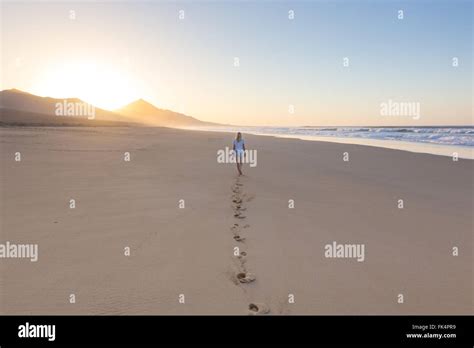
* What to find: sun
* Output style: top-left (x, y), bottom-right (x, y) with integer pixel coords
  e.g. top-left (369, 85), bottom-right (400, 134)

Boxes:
top-left (36, 61), bottom-right (140, 110)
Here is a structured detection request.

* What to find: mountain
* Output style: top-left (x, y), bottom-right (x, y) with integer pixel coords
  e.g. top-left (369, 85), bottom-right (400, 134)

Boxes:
top-left (0, 89), bottom-right (219, 127)
top-left (0, 107), bottom-right (133, 127)
top-left (115, 99), bottom-right (217, 127)
top-left (0, 89), bottom-right (129, 123)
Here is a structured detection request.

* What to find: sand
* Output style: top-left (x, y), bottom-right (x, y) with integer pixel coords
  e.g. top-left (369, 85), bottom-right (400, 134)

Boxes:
top-left (0, 126), bottom-right (472, 315)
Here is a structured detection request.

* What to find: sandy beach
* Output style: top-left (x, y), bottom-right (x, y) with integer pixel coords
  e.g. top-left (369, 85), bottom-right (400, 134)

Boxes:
top-left (0, 126), bottom-right (472, 315)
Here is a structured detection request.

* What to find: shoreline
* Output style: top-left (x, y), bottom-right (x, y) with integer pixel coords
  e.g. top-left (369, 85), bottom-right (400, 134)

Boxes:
top-left (185, 126), bottom-right (474, 160)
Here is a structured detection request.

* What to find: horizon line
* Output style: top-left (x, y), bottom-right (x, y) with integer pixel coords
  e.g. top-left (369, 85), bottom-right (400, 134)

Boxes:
top-left (1, 88), bottom-right (472, 128)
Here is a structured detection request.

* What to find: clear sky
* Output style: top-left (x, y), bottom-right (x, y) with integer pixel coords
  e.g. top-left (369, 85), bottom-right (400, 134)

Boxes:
top-left (1, 0), bottom-right (472, 126)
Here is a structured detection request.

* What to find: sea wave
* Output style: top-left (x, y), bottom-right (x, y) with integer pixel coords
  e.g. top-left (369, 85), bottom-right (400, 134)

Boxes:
top-left (202, 126), bottom-right (474, 147)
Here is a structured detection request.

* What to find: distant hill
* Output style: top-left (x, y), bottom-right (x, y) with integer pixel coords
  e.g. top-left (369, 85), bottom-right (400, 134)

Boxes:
top-left (0, 108), bottom-right (133, 127)
top-left (115, 98), bottom-right (218, 127)
top-left (0, 89), bottom-right (129, 123)
top-left (0, 89), bottom-right (219, 127)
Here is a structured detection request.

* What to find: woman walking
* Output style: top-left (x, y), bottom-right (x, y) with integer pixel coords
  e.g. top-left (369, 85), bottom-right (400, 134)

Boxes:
top-left (233, 132), bottom-right (246, 176)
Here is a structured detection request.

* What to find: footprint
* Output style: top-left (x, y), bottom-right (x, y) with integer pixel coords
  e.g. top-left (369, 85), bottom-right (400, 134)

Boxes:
top-left (243, 224), bottom-right (250, 229)
top-left (248, 303), bottom-right (270, 315)
top-left (237, 252), bottom-right (247, 261)
top-left (232, 198), bottom-right (242, 204)
top-left (233, 204), bottom-right (246, 211)
top-left (233, 235), bottom-right (245, 242)
top-left (234, 212), bottom-right (246, 219)
top-left (237, 272), bottom-right (256, 284)
top-left (234, 211), bottom-right (246, 218)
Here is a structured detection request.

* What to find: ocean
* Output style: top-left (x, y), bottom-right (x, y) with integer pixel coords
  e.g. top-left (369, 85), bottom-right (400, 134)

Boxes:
top-left (189, 126), bottom-right (474, 159)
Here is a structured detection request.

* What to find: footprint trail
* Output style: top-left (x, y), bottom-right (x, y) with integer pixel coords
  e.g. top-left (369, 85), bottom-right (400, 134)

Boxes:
top-left (228, 176), bottom-right (270, 314)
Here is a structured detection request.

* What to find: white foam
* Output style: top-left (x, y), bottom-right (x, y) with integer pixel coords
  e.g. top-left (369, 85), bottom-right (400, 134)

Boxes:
top-left (187, 126), bottom-right (474, 159)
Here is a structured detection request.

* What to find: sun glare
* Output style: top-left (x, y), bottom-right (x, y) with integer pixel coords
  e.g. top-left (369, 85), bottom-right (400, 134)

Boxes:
top-left (35, 61), bottom-right (139, 110)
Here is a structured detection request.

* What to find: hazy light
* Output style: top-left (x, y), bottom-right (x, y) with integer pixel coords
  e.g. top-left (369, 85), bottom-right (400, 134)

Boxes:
top-left (34, 60), bottom-right (140, 110)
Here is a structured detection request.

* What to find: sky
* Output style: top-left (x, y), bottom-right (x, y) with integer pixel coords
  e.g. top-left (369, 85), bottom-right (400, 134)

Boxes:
top-left (1, 0), bottom-right (472, 126)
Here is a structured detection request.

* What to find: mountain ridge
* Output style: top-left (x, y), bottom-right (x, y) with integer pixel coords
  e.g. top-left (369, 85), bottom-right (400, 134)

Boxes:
top-left (115, 98), bottom-right (218, 127)
top-left (0, 89), bottom-right (219, 127)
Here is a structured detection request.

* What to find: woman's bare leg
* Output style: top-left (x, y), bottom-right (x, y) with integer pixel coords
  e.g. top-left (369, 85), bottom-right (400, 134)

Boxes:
top-left (236, 160), bottom-right (243, 175)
